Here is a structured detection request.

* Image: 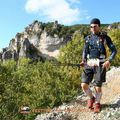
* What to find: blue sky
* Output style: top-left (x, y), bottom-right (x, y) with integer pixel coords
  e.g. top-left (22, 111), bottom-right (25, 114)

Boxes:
top-left (0, 0), bottom-right (120, 49)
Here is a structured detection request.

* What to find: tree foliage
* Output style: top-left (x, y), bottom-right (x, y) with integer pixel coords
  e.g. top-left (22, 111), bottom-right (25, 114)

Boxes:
top-left (108, 29), bottom-right (120, 66)
top-left (0, 58), bottom-right (81, 120)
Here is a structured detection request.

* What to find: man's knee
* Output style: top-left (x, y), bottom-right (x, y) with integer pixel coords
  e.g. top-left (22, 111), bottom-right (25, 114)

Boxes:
top-left (94, 86), bottom-right (102, 92)
top-left (81, 83), bottom-right (89, 90)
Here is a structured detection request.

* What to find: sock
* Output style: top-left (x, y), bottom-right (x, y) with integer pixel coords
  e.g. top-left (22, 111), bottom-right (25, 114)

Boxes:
top-left (84, 88), bottom-right (94, 99)
top-left (95, 92), bottom-right (102, 103)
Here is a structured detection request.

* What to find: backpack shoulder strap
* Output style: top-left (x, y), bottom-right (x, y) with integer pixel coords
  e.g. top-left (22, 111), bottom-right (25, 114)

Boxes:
top-left (99, 31), bottom-right (107, 43)
top-left (85, 35), bottom-right (92, 43)
top-left (99, 31), bottom-right (107, 37)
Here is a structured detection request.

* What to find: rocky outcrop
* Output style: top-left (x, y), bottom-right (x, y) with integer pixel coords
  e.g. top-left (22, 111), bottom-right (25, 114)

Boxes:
top-left (108, 22), bottom-right (120, 29)
top-left (0, 20), bottom-right (71, 61)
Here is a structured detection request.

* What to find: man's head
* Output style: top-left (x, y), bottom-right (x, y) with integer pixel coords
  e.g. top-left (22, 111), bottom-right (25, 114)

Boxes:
top-left (90, 18), bottom-right (101, 34)
top-left (90, 18), bottom-right (101, 26)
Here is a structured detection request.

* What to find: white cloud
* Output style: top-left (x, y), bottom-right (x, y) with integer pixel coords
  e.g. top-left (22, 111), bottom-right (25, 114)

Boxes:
top-left (25, 0), bottom-right (89, 25)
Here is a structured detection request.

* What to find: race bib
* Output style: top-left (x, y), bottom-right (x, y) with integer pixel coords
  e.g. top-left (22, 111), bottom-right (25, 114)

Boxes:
top-left (87, 59), bottom-right (100, 67)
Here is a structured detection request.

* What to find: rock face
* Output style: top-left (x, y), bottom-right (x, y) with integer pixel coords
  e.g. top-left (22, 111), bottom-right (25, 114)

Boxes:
top-left (0, 20), bottom-right (71, 61)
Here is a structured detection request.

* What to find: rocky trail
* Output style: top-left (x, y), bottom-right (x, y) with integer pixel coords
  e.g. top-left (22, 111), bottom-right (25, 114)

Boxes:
top-left (35, 67), bottom-right (120, 120)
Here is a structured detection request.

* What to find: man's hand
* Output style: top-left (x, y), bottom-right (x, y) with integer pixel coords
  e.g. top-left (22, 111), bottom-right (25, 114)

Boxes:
top-left (80, 61), bottom-right (85, 67)
top-left (102, 60), bottom-right (110, 69)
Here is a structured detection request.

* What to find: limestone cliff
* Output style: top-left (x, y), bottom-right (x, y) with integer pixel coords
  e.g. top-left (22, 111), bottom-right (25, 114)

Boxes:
top-left (0, 20), bottom-right (72, 61)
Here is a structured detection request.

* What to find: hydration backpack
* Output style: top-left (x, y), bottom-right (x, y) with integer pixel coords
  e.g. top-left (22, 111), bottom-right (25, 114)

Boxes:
top-left (85, 32), bottom-right (107, 59)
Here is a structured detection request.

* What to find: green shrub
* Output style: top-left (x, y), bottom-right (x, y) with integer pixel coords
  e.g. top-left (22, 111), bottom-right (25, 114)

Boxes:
top-left (0, 58), bottom-right (81, 120)
top-left (108, 29), bottom-right (120, 66)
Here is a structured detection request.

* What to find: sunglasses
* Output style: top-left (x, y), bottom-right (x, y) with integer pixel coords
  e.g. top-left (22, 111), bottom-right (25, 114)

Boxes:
top-left (90, 25), bottom-right (98, 28)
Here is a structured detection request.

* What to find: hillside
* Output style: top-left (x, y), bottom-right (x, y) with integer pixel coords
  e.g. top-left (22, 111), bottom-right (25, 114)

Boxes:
top-left (35, 67), bottom-right (120, 120)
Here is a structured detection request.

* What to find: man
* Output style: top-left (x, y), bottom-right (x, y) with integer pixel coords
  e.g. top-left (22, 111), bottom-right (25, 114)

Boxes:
top-left (80, 18), bottom-right (117, 113)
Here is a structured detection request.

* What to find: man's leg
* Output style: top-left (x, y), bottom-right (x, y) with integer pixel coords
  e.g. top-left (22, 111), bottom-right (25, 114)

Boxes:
top-left (81, 83), bottom-right (93, 98)
top-left (81, 83), bottom-right (95, 108)
top-left (94, 86), bottom-right (102, 103)
top-left (81, 67), bottom-right (95, 108)
top-left (93, 65), bottom-right (106, 112)
top-left (94, 86), bottom-right (102, 113)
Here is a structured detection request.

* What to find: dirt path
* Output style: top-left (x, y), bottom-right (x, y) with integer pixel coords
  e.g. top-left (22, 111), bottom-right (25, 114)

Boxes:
top-left (69, 67), bottom-right (120, 120)
top-left (35, 67), bottom-right (120, 120)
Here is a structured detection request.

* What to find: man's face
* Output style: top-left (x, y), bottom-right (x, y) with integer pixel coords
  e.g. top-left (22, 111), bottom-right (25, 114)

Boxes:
top-left (90, 24), bottom-right (100, 34)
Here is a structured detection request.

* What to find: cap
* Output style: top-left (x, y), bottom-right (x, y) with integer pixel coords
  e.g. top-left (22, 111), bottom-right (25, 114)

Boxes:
top-left (90, 18), bottom-right (101, 26)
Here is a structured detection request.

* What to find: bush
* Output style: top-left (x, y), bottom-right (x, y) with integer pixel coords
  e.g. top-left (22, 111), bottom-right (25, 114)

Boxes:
top-left (0, 58), bottom-right (81, 120)
top-left (108, 29), bottom-right (120, 66)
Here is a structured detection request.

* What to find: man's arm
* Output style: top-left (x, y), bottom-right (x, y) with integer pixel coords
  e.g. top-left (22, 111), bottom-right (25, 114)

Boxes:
top-left (102, 35), bottom-right (117, 69)
top-left (82, 38), bottom-right (89, 62)
top-left (105, 35), bottom-right (117, 62)
top-left (80, 38), bottom-right (89, 66)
